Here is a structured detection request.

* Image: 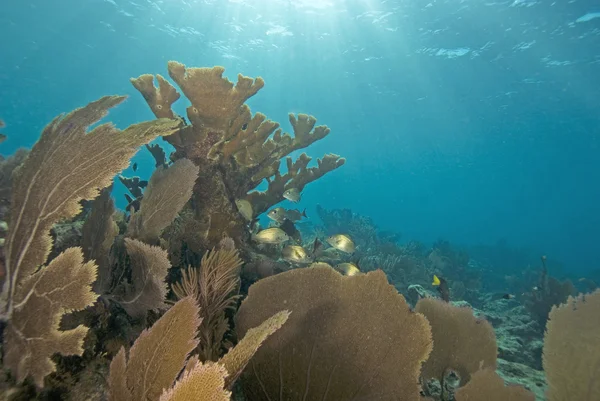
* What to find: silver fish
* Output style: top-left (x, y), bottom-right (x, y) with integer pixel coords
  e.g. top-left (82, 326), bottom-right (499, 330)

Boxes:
top-left (283, 188), bottom-right (302, 203)
top-left (267, 207), bottom-right (307, 223)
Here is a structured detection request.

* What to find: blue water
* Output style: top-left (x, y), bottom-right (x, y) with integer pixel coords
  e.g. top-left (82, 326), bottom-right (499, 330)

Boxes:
top-left (1, 0), bottom-right (599, 276)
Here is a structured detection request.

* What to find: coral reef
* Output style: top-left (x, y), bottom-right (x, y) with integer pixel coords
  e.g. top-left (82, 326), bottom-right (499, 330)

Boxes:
top-left (1, 62), bottom-right (598, 401)
top-left (132, 62), bottom-right (345, 248)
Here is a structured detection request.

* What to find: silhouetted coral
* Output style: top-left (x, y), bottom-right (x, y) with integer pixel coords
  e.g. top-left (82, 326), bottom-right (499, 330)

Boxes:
top-left (132, 62), bottom-right (345, 248)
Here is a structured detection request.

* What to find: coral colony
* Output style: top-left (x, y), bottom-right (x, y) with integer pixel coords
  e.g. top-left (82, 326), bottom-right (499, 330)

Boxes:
top-left (0, 63), bottom-right (597, 400)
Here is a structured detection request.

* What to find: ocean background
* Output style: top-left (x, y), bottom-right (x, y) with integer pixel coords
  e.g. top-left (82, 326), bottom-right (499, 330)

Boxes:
top-left (1, 0), bottom-right (599, 278)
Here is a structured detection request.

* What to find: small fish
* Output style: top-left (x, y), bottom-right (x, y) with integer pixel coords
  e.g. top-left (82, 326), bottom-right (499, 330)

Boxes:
top-left (312, 237), bottom-right (323, 256)
top-left (326, 234), bottom-right (355, 254)
top-left (492, 292), bottom-right (516, 301)
top-left (267, 207), bottom-right (307, 223)
top-left (309, 262), bottom-right (333, 269)
top-left (335, 262), bottom-right (360, 276)
top-left (132, 162), bottom-right (138, 172)
top-left (252, 227), bottom-right (290, 244)
top-left (235, 199), bottom-right (253, 222)
top-left (282, 245), bottom-right (311, 264)
top-left (279, 219), bottom-right (302, 244)
top-left (432, 274), bottom-right (450, 302)
top-left (283, 188), bottom-right (302, 203)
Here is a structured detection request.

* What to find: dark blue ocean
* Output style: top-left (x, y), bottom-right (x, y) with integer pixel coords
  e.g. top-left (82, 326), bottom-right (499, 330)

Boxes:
top-left (1, 0), bottom-right (599, 279)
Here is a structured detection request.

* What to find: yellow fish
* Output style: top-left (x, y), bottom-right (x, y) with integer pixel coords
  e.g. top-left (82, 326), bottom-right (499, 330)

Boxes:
top-left (252, 228), bottom-right (289, 244)
top-left (235, 199), bottom-right (253, 222)
top-left (335, 263), bottom-right (360, 276)
top-left (326, 234), bottom-right (355, 254)
top-left (282, 245), bottom-right (311, 264)
top-left (432, 275), bottom-right (441, 286)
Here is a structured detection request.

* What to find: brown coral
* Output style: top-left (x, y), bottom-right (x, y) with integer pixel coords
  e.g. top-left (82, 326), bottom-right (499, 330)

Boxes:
top-left (543, 290), bottom-right (600, 401)
top-left (415, 298), bottom-right (497, 387)
top-left (219, 309), bottom-right (290, 389)
top-left (126, 158), bottom-right (199, 243)
top-left (235, 266), bottom-right (432, 401)
top-left (3, 248), bottom-right (97, 387)
top-left (0, 96), bottom-right (181, 386)
top-left (108, 296), bottom-right (288, 401)
top-left (110, 238), bottom-right (170, 319)
top-left (131, 62), bottom-right (345, 247)
top-left (82, 187), bottom-right (119, 294)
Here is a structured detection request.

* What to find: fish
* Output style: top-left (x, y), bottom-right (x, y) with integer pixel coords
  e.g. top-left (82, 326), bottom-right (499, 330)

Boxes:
top-left (491, 292), bottom-right (516, 301)
top-left (335, 262), bottom-right (360, 276)
top-left (312, 237), bottom-right (323, 256)
top-left (282, 245), bottom-right (312, 264)
top-left (326, 234), bottom-right (355, 254)
top-left (132, 162), bottom-right (138, 172)
top-left (252, 227), bottom-right (290, 244)
top-left (267, 207), bottom-right (307, 223)
top-left (432, 274), bottom-right (450, 302)
top-left (283, 187), bottom-right (302, 203)
top-left (309, 262), bottom-right (333, 269)
top-left (279, 219), bottom-right (302, 244)
top-left (235, 199), bottom-right (253, 222)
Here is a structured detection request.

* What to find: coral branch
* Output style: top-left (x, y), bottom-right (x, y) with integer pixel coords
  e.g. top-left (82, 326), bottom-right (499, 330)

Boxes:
top-left (246, 153), bottom-right (346, 215)
top-left (167, 62), bottom-right (264, 132)
top-left (130, 74), bottom-right (180, 119)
